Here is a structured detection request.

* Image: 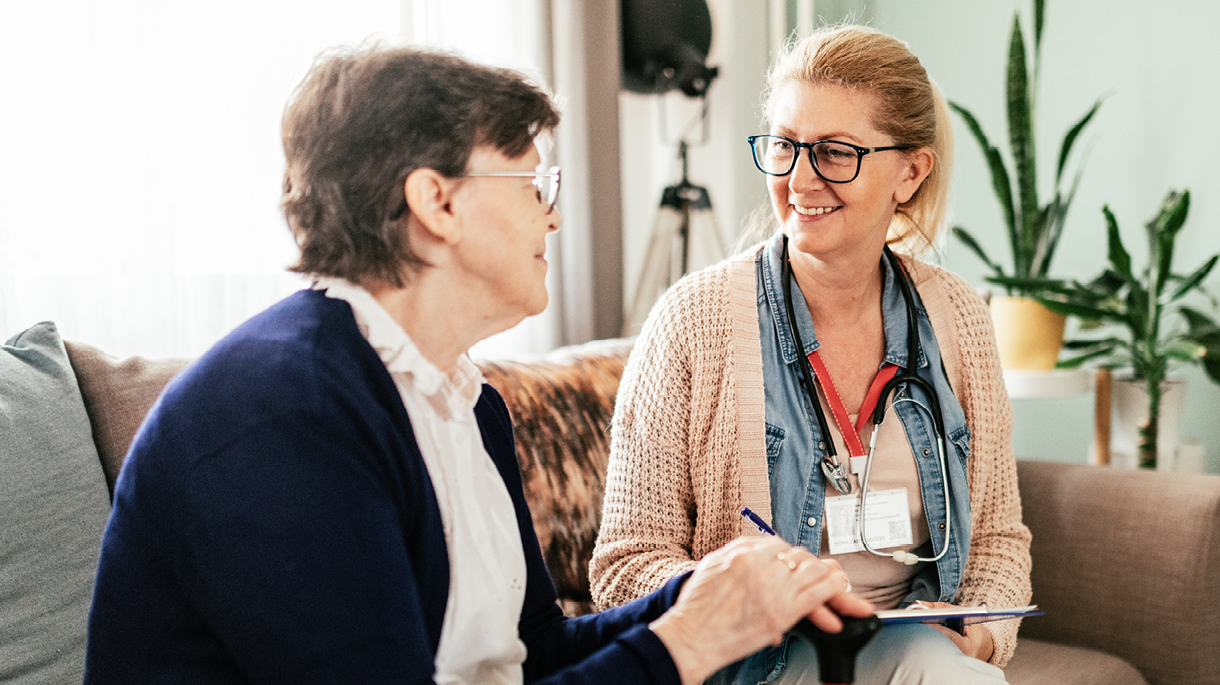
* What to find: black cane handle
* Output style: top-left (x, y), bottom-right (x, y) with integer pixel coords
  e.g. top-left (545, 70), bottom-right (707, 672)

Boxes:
top-left (789, 615), bottom-right (883, 684)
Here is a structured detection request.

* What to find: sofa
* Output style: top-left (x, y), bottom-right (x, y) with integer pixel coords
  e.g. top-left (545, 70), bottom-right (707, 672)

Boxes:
top-left (3, 321), bottom-right (1219, 684)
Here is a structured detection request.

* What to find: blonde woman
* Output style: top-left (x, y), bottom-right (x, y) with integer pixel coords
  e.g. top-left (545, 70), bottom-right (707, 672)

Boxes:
top-left (592, 25), bottom-right (1031, 684)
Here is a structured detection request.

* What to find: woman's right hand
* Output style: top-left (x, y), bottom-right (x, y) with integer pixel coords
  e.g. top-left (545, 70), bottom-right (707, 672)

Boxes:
top-left (649, 536), bottom-right (874, 685)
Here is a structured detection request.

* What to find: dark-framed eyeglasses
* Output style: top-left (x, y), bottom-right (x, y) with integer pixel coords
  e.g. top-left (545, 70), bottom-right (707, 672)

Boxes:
top-left (464, 165), bottom-right (561, 213)
top-left (747, 135), bottom-right (913, 183)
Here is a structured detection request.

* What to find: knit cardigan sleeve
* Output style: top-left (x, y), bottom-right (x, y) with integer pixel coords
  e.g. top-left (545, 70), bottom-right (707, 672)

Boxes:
top-left (910, 260), bottom-right (1033, 668)
top-left (590, 259), bottom-right (764, 610)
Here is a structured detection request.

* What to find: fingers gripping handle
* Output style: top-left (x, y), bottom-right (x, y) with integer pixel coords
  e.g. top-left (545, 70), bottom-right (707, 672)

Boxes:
top-left (790, 615), bottom-right (882, 684)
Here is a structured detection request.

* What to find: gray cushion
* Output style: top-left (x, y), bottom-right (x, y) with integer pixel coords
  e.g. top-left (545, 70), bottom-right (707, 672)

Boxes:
top-left (1006, 638), bottom-right (1148, 685)
top-left (1, 322), bottom-right (111, 684)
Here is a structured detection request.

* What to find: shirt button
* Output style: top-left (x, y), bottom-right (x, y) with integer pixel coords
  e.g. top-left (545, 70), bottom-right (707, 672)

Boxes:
top-left (807, 516), bottom-right (819, 527)
top-left (922, 448), bottom-right (931, 457)
top-left (938, 521), bottom-right (947, 531)
top-left (818, 441), bottom-right (826, 450)
top-left (455, 433), bottom-right (468, 446)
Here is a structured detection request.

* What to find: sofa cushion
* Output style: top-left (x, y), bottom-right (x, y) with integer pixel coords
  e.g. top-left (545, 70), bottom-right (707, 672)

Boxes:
top-left (1017, 460), bottom-right (1220, 685)
top-left (63, 340), bottom-right (190, 495)
top-left (0, 322), bottom-right (111, 684)
top-left (1006, 638), bottom-right (1148, 685)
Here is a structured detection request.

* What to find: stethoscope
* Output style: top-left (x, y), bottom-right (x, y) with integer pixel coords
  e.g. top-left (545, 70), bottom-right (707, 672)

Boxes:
top-left (780, 235), bottom-right (951, 565)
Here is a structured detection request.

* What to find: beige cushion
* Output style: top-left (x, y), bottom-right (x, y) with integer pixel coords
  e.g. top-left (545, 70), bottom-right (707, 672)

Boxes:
top-left (1017, 460), bottom-right (1220, 685)
top-left (1006, 638), bottom-right (1147, 685)
top-left (64, 340), bottom-right (191, 495)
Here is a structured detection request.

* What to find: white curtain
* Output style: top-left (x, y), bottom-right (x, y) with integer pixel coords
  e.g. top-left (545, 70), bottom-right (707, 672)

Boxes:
top-left (0, 0), bottom-right (568, 360)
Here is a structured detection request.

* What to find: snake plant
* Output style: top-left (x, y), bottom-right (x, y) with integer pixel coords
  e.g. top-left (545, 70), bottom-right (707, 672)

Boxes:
top-left (951, 0), bottom-right (1103, 294)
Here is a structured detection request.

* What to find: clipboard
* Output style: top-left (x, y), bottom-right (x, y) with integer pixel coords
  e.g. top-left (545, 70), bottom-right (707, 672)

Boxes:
top-left (874, 604), bottom-right (1042, 631)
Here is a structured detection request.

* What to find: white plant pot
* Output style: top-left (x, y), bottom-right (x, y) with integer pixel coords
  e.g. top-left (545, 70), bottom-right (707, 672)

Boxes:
top-left (1109, 377), bottom-right (1186, 470)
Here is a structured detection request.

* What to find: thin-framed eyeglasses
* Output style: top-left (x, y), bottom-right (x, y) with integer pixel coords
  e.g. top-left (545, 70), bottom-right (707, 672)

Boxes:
top-left (747, 135), bottom-right (913, 183)
top-left (464, 165), bottom-right (562, 213)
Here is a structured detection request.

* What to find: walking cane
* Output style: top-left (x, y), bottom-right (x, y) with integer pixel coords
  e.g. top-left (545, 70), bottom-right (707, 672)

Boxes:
top-left (790, 615), bottom-right (883, 685)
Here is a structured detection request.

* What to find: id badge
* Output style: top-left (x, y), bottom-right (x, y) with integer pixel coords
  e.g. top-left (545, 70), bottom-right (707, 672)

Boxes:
top-left (825, 488), bottom-right (914, 555)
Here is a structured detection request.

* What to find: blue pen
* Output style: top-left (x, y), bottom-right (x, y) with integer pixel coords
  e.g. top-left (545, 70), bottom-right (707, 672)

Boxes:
top-left (740, 507), bottom-right (777, 536)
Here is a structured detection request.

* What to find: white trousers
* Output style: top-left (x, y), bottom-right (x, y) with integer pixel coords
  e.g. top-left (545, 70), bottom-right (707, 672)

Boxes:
top-left (773, 623), bottom-right (1008, 685)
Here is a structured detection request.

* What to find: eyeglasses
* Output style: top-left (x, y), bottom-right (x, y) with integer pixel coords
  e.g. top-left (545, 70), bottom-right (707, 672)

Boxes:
top-left (747, 135), bottom-right (913, 183)
top-left (464, 165), bottom-right (561, 214)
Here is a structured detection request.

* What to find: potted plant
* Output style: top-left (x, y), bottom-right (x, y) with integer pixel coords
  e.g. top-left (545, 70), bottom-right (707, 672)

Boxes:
top-left (1034, 190), bottom-right (1220, 469)
top-left (950, 0), bottom-right (1103, 370)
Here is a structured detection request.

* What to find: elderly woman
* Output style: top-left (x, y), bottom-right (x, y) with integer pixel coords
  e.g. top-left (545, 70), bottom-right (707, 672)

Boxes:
top-left (83, 46), bottom-right (870, 685)
top-left (591, 25), bottom-right (1032, 684)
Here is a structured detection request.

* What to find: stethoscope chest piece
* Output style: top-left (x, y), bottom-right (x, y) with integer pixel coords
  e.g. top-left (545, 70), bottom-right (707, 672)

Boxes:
top-left (821, 457), bottom-right (853, 495)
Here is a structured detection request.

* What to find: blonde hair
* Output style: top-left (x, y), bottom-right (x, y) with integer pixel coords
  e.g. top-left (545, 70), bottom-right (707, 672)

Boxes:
top-left (762, 25), bottom-right (952, 255)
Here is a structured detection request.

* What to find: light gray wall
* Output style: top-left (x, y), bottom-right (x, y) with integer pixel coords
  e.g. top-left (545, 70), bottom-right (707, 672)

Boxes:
top-left (620, 0), bottom-right (1220, 472)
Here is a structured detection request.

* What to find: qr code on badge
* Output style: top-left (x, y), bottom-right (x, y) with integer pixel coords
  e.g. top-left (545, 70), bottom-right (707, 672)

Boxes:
top-left (888, 520), bottom-right (906, 540)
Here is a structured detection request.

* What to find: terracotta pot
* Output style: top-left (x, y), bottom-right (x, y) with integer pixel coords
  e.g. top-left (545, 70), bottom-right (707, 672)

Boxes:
top-left (1109, 377), bottom-right (1186, 470)
top-left (988, 296), bottom-right (1066, 371)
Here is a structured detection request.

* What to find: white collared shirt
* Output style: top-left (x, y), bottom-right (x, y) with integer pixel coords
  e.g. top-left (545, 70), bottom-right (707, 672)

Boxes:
top-left (315, 278), bottom-right (527, 685)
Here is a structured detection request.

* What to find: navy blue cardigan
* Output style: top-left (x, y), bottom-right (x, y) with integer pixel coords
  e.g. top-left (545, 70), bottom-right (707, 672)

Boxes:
top-left (85, 290), bottom-right (685, 684)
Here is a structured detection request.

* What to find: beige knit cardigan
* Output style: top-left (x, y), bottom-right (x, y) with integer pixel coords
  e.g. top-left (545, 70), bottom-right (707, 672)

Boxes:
top-left (590, 247), bottom-right (1033, 667)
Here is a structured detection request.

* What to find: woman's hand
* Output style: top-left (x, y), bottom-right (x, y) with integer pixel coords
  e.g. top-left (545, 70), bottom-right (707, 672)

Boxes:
top-left (649, 537), bottom-right (873, 685)
top-left (916, 601), bottom-right (995, 662)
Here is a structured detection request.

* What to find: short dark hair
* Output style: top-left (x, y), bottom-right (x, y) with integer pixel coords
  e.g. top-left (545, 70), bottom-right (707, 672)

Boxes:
top-left (280, 45), bottom-right (561, 287)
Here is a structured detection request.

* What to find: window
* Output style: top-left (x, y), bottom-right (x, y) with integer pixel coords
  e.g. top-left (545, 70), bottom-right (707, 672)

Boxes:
top-left (0, 0), bottom-right (556, 359)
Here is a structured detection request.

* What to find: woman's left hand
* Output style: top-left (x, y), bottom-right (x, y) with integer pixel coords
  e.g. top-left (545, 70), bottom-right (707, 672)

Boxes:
top-left (916, 601), bottom-right (994, 662)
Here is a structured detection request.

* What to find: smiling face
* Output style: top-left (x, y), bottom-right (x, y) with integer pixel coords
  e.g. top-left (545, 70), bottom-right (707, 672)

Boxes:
top-left (450, 143), bottom-right (561, 326)
top-left (766, 82), bottom-right (931, 265)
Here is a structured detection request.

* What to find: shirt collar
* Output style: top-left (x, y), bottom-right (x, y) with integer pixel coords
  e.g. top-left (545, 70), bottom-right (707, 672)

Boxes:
top-left (759, 230), bottom-right (926, 371)
top-left (312, 277), bottom-right (485, 414)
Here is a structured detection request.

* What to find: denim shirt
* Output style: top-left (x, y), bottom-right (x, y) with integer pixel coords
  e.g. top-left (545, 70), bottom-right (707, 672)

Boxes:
top-left (723, 233), bottom-right (974, 685)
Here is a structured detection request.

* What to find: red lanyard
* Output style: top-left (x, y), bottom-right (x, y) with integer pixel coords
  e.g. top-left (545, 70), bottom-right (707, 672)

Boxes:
top-left (805, 350), bottom-right (898, 457)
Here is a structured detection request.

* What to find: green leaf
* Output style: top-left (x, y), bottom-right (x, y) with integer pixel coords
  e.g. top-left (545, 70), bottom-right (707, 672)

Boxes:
top-left (1037, 164), bottom-right (1089, 277)
top-left (1167, 254), bottom-right (1218, 302)
top-left (1149, 191), bottom-right (1190, 297)
top-left (949, 102), bottom-right (1017, 247)
top-left (1036, 298), bottom-right (1124, 323)
top-left (952, 226), bottom-right (1004, 276)
top-left (1200, 351), bottom-right (1220, 386)
top-left (1057, 344), bottom-right (1119, 368)
top-left (1082, 270), bottom-right (1126, 299)
top-left (1063, 337), bottom-right (1126, 350)
top-left (1103, 205), bottom-right (1135, 284)
top-left (1034, 0), bottom-right (1045, 57)
top-left (986, 275), bottom-right (1070, 296)
top-left (1181, 314), bottom-right (1220, 384)
top-left (1152, 189), bottom-right (1191, 238)
top-left (1126, 286), bottom-right (1150, 340)
top-left (1055, 99), bottom-right (1102, 185)
top-left (1180, 305), bottom-right (1220, 335)
top-left (1006, 15), bottom-right (1038, 277)
top-left (1031, 197), bottom-right (1059, 277)
top-left (1161, 339), bottom-right (1206, 362)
